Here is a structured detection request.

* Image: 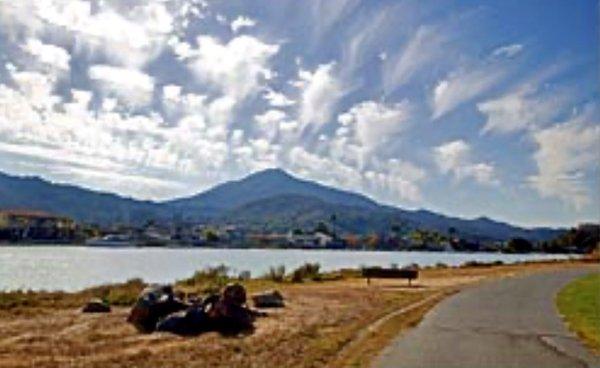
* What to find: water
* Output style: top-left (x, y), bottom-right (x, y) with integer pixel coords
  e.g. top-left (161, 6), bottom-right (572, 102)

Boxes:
top-left (0, 246), bottom-right (574, 291)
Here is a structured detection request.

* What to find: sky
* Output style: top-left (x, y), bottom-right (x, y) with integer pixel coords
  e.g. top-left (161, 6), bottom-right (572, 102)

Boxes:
top-left (0, 0), bottom-right (598, 228)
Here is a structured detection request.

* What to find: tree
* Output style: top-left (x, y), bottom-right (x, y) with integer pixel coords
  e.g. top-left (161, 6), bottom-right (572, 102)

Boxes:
top-left (330, 213), bottom-right (337, 238)
top-left (506, 237), bottom-right (533, 253)
top-left (315, 221), bottom-right (330, 235)
top-left (364, 233), bottom-right (380, 250)
top-left (204, 229), bottom-right (220, 242)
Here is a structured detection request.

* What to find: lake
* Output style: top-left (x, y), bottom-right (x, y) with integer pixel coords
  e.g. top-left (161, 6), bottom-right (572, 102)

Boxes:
top-left (0, 246), bottom-right (574, 291)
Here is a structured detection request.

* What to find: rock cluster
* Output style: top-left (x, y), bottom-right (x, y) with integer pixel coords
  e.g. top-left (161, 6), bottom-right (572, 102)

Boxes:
top-left (127, 283), bottom-right (278, 336)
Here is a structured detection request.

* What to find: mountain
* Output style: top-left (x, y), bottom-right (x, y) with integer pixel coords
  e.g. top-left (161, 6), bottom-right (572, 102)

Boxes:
top-left (0, 172), bottom-right (167, 225)
top-left (166, 168), bottom-right (379, 214)
top-left (219, 193), bottom-right (561, 242)
top-left (0, 169), bottom-right (564, 241)
top-left (219, 193), bottom-right (398, 234)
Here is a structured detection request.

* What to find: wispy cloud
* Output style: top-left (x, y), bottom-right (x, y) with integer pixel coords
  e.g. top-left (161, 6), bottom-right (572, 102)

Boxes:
top-left (432, 65), bottom-right (510, 120)
top-left (492, 43), bottom-right (524, 58)
top-left (383, 25), bottom-right (449, 94)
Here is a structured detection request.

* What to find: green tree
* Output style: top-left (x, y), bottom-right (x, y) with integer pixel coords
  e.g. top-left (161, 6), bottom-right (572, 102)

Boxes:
top-left (506, 237), bottom-right (533, 253)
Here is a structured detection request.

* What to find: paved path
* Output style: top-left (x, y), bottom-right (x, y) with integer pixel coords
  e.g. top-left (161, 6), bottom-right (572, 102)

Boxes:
top-left (374, 268), bottom-right (600, 368)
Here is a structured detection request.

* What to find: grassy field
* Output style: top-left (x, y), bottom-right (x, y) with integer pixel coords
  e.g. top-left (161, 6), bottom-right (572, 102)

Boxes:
top-left (0, 259), bottom-right (593, 367)
top-left (557, 272), bottom-right (600, 352)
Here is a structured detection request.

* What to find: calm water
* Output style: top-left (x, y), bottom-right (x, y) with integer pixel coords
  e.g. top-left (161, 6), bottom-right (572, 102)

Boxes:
top-left (0, 246), bottom-right (574, 291)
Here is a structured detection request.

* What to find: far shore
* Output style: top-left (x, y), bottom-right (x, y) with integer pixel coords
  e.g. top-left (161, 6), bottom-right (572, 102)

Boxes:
top-left (0, 241), bottom-right (581, 254)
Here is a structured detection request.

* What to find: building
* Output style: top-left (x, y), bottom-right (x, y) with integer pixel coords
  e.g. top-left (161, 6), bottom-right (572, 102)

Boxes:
top-left (0, 210), bottom-right (76, 242)
top-left (287, 231), bottom-right (333, 248)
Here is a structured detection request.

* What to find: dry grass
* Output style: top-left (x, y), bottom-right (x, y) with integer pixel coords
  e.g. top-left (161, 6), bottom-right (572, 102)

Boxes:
top-left (0, 258), bottom-right (593, 368)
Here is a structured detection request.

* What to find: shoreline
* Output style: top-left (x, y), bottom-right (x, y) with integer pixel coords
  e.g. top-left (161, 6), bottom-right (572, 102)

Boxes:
top-left (0, 249), bottom-right (579, 293)
top-left (0, 241), bottom-right (586, 254)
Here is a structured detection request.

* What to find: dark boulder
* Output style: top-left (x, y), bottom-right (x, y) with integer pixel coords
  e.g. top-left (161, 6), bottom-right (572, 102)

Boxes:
top-left (127, 284), bottom-right (188, 333)
top-left (82, 298), bottom-right (111, 313)
top-left (252, 290), bottom-right (285, 308)
top-left (156, 306), bottom-right (210, 336)
top-left (222, 283), bottom-right (247, 306)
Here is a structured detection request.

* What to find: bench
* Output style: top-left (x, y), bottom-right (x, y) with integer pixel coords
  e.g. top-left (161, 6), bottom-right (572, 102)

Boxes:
top-left (361, 267), bottom-right (419, 286)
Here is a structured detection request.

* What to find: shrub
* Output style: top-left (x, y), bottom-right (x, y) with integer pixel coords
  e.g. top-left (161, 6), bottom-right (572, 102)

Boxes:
top-left (238, 270), bottom-right (252, 281)
top-left (291, 262), bottom-right (321, 283)
top-left (180, 264), bottom-right (230, 286)
top-left (462, 260), bottom-right (493, 268)
top-left (92, 278), bottom-right (145, 306)
top-left (265, 265), bottom-right (286, 282)
top-left (177, 265), bottom-right (231, 294)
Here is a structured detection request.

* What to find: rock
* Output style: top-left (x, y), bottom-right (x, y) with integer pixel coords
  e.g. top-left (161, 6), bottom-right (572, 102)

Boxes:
top-left (82, 298), bottom-right (111, 313)
top-left (206, 299), bottom-right (255, 334)
top-left (127, 284), bottom-right (189, 333)
top-left (252, 290), bottom-right (285, 308)
top-left (156, 306), bottom-right (209, 336)
top-left (222, 283), bottom-right (247, 306)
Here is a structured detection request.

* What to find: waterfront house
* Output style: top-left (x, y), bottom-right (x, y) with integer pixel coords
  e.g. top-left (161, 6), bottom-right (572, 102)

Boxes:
top-left (0, 209), bottom-right (76, 242)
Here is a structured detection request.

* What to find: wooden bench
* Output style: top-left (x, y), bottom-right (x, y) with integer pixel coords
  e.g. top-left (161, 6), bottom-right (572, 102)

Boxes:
top-left (361, 267), bottom-right (419, 286)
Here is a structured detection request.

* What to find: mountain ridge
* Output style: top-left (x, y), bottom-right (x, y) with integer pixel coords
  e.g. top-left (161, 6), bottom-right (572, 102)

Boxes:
top-left (0, 169), bottom-right (564, 240)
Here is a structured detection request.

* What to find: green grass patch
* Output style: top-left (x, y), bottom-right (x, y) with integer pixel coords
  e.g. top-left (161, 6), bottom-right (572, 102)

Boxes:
top-left (557, 273), bottom-right (600, 352)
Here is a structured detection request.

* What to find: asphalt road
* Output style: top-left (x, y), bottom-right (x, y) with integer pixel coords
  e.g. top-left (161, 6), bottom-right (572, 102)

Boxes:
top-left (374, 267), bottom-right (600, 368)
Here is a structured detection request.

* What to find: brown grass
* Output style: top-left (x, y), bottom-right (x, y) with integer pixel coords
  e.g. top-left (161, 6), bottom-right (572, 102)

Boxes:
top-left (0, 258), bottom-right (593, 368)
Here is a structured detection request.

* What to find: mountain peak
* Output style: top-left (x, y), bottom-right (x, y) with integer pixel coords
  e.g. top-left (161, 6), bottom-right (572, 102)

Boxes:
top-left (249, 168), bottom-right (292, 179)
top-left (168, 167), bottom-right (379, 211)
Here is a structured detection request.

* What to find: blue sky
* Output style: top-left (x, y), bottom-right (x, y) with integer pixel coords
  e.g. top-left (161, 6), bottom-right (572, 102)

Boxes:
top-left (0, 0), bottom-right (597, 228)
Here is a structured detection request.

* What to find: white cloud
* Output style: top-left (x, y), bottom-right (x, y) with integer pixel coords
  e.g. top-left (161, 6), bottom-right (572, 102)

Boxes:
top-left (432, 64), bottom-right (510, 120)
top-left (527, 105), bottom-right (599, 209)
top-left (336, 100), bottom-right (412, 153)
top-left (253, 109), bottom-right (300, 144)
top-left (286, 146), bottom-right (425, 203)
top-left (477, 85), bottom-right (570, 134)
top-left (37, 1), bottom-right (174, 68)
top-left (434, 140), bottom-right (497, 185)
top-left (230, 16), bottom-right (257, 33)
top-left (263, 89), bottom-right (296, 107)
top-left (9, 70), bottom-right (60, 110)
top-left (21, 38), bottom-right (71, 71)
top-left (492, 43), bottom-right (523, 58)
top-left (185, 35), bottom-right (279, 100)
top-left (287, 146), bottom-right (366, 193)
top-left (0, 73), bottom-right (236, 200)
top-left (295, 62), bottom-right (344, 131)
top-left (89, 64), bottom-right (154, 108)
top-left (364, 158), bottom-right (426, 203)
